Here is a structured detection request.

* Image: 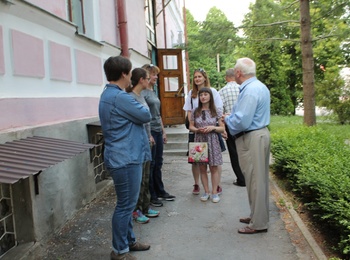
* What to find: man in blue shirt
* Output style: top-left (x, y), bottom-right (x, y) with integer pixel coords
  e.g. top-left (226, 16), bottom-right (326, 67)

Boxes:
top-left (223, 58), bottom-right (271, 234)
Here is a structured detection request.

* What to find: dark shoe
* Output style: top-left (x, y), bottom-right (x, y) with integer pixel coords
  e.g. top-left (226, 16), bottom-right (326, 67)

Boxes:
top-left (110, 251), bottom-right (136, 260)
top-left (238, 226), bottom-right (268, 234)
top-left (129, 242), bottom-right (151, 251)
top-left (150, 198), bottom-right (163, 207)
top-left (239, 217), bottom-right (251, 224)
top-left (192, 184), bottom-right (200, 195)
top-left (233, 181), bottom-right (245, 187)
top-left (217, 186), bottom-right (222, 195)
top-left (158, 193), bottom-right (176, 201)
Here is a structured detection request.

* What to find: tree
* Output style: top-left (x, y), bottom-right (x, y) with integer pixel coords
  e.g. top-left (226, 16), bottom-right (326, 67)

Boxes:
top-left (185, 7), bottom-right (238, 89)
top-left (300, 0), bottom-right (316, 126)
top-left (241, 0), bottom-right (295, 115)
top-left (185, 0), bottom-right (350, 122)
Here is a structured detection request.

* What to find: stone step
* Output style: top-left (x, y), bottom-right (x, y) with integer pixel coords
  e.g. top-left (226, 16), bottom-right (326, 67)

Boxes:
top-left (164, 124), bottom-right (189, 156)
top-left (164, 140), bottom-right (188, 150)
top-left (163, 149), bottom-right (188, 156)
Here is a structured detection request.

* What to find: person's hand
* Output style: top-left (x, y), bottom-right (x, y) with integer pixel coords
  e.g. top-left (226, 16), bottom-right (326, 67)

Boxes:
top-left (196, 127), bottom-right (205, 133)
top-left (163, 133), bottom-right (167, 144)
top-left (222, 113), bottom-right (230, 122)
top-left (149, 136), bottom-right (155, 146)
top-left (222, 130), bottom-right (228, 140)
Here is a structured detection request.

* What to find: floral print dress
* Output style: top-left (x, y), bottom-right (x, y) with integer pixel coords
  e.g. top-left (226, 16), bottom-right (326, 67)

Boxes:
top-left (191, 109), bottom-right (223, 166)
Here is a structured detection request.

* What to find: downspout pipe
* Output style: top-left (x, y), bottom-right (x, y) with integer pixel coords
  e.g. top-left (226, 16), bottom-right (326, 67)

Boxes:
top-left (116, 0), bottom-right (129, 57)
top-left (162, 0), bottom-right (167, 48)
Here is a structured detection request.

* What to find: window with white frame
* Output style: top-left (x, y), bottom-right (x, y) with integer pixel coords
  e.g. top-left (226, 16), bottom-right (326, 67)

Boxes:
top-left (144, 0), bottom-right (156, 45)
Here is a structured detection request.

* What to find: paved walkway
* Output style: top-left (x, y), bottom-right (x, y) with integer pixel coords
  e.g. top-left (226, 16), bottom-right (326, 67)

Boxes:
top-left (34, 152), bottom-right (321, 260)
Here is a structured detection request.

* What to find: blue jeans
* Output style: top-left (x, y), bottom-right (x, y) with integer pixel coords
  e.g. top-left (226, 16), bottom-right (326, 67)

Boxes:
top-left (149, 131), bottom-right (166, 199)
top-left (109, 164), bottom-right (142, 254)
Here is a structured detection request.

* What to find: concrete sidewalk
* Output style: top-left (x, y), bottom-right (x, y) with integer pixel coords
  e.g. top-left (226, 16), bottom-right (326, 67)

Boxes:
top-left (32, 152), bottom-right (322, 260)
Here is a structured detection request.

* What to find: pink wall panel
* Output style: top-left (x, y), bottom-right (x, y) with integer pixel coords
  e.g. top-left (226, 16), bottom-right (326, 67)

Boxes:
top-left (26, 0), bottom-right (67, 19)
top-left (99, 0), bottom-right (118, 46)
top-left (49, 41), bottom-right (72, 82)
top-left (75, 50), bottom-right (103, 85)
top-left (12, 30), bottom-right (45, 78)
top-left (0, 26), bottom-right (5, 75)
top-left (0, 97), bottom-right (99, 131)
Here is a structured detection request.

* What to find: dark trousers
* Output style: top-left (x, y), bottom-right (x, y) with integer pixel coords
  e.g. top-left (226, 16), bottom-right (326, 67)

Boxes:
top-left (225, 125), bottom-right (245, 185)
top-left (149, 130), bottom-right (166, 199)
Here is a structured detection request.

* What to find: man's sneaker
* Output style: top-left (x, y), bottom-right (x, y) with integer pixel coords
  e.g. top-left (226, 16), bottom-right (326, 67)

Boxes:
top-left (212, 194), bottom-right (220, 203)
top-left (145, 208), bottom-right (160, 218)
top-left (158, 193), bottom-right (176, 201)
top-left (200, 193), bottom-right (210, 202)
top-left (132, 210), bottom-right (149, 224)
top-left (192, 184), bottom-right (200, 195)
top-left (217, 186), bottom-right (222, 195)
top-left (150, 198), bottom-right (163, 207)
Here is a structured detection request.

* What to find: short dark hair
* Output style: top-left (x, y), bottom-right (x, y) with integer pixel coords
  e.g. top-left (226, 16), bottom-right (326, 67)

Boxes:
top-left (104, 56), bottom-right (132, 81)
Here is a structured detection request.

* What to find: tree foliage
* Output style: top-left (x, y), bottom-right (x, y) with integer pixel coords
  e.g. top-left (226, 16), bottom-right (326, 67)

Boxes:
top-left (185, 8), bottom-right (238, 89)
top-left (185, 0), bottom-right (350, 120)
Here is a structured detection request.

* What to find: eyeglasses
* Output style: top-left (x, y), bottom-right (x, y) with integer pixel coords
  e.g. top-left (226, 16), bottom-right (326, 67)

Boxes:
top-left (201, 110), bottom-right (206, 121)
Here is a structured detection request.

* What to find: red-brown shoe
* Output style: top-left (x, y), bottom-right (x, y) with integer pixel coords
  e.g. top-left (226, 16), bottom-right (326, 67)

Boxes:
top-left (238, 226), bottom-right (268, 234)
top-left (192, 184), bottom-right (200, 195)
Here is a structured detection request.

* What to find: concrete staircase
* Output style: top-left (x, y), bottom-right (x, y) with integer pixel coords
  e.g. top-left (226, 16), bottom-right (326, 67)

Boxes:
top-left (164, 124), bottom-right (189, 156)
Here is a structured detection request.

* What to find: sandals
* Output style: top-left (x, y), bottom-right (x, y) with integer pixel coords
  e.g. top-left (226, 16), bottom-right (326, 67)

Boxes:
top-left (238, 226), bottom-right (268, 234)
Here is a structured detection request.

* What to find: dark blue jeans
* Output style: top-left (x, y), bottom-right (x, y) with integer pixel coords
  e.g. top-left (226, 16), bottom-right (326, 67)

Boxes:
top-left (149, 130), bottom-right (166, 199)
top-left (109, 164), bottom-right (142, 254)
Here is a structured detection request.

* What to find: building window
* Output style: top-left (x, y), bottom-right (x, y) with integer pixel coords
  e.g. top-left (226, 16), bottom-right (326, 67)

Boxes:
top-left (67, 0), bottom-right (85, 34)
top-left (145, 0), bottom-right (156, 45)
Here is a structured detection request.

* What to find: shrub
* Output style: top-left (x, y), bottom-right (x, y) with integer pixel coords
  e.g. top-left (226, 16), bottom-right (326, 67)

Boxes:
top-left (271, 124), bottom-right (350, 255)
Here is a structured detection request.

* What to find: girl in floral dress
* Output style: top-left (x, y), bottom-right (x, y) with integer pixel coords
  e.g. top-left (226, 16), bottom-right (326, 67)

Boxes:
top-left (189, 87), bottom-right (225, 203)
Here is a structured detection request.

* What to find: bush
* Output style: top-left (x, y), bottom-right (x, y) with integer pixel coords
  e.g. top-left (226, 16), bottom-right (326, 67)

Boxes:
top-left (271, 124), bottom-right (350, 256)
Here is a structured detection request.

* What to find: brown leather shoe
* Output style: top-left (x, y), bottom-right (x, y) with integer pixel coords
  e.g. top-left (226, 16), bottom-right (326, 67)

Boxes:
top-left (238, 226), bottom-right (268, 234)
top-left (129, 241), bottom-right (150, 251)
top-left (110, 251), bottom-right (137, 260)
top-left (239, 217), bottom-right (251, 224)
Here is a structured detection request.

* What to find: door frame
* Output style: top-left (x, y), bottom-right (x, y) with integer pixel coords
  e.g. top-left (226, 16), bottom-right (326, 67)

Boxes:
top-left (157, 48), bottom-right (186, 126)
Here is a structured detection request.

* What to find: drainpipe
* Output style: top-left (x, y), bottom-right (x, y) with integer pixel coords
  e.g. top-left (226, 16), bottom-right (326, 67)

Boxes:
top-left (116, 0), bottom-right (129, 57)
top-left (162, 0), bottom-right (167, 48)
top-left (183, 0), bottom-right (190, 89)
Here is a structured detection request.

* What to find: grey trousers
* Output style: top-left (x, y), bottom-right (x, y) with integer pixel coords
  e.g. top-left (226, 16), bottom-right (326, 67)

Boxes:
top-left (235, 127), bottom-right (270, 230)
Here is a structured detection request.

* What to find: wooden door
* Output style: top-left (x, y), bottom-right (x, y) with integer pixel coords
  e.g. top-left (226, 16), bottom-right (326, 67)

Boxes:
top-left (157, 49), bottom-right (185, 126)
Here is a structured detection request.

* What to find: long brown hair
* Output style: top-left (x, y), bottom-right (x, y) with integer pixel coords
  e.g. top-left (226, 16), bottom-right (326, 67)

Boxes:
top-left (194, 87), bottom-right (217, 118)
top-left (191, 68), bottom-right (211, 99)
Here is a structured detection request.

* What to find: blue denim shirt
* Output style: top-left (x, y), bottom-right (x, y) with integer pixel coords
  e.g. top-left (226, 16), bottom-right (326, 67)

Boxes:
top-left (99, 84), bottom-right (152, 169)
top-left (225, 77), bottom-right (270, 136)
